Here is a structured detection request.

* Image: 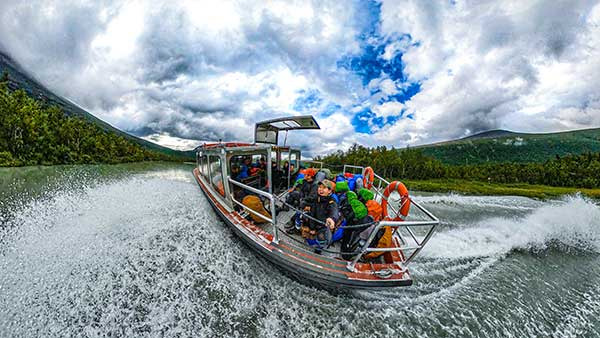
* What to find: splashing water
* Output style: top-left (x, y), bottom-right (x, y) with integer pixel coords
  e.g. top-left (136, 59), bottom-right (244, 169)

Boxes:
top-left (1, 164), bottom-right (599, 337)
top-left (423, 195), bottom-right (600, 259)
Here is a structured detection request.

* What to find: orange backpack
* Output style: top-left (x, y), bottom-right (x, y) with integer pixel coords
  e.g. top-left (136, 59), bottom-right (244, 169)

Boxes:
top-left (364, 226), bottom-right (392, 259)
top-left (363, 199), bottom-right (389, 259)
top-left (365, 200), bottom-right (383, 222)
top-left (242, 195), bottom-right (271, 224)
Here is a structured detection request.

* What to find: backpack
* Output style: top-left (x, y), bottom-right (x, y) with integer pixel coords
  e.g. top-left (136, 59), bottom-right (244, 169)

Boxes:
top-left (242, 195), bottom-right (271, 224)
top-left (365, 200), bottom-right (383, 222)
top-left (362, 199), bottom-right (390, 260)
top-left (314, 170), bottom-right (326, 183)
top-left (364, 226), bottom-right (392, 259)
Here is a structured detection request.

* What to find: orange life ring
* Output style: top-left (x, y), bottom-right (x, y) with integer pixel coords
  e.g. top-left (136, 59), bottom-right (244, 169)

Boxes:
top-left (363, 166), bottom-right (375, 189)
top-left (381, 181), bottom-right (410, 221)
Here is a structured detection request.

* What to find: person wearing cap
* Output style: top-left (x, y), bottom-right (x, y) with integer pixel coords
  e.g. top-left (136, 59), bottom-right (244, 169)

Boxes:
top-left (299, 169), bottom-right (318, 206)
top-left (285, 169), bottom-right (318, 234)
top-left (302, 179), bottom-right (339, 251)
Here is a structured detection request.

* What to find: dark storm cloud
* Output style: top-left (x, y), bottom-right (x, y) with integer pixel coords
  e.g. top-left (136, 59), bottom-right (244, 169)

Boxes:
top-left (0, 1), bottom-right (116, 77)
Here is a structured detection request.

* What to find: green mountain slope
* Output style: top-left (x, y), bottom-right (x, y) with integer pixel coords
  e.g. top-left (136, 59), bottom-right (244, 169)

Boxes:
top-left (416, 128), bottom-right (600, 165)
top-left (0, 51), bottom-right (194, 159)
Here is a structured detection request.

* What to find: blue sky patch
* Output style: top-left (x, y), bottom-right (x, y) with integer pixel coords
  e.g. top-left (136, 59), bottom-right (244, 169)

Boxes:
top-left (338, 0), bottom-right (421, 134)
top-left (293, 89), bottom-right (323, 112)
top-left (321, 103), bottom-right (341, 117)
top-left (351, 108), bottom-right (375, 134)
top-left (385, 82), bottom-right (421, 104)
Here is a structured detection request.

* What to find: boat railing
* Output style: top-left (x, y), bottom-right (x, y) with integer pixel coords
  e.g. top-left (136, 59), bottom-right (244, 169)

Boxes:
top-left (228, 176), bottom-right (280, 243)
top-left (227, 163), bottom-right (438, 269)
top-left (300, 160), bottom-right (323, 170)
top-left (346, 200), bottom-right (439, 272)
top-left (341, 164), bottom-right (439, 272)
top-left (342, 164), bottom-right (364, 175)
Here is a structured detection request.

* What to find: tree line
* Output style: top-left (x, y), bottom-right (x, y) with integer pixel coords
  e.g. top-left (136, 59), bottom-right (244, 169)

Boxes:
top-left (315, 143), bottom-right (600, 188)
top-left (0, 73), bottom-right (184, 167)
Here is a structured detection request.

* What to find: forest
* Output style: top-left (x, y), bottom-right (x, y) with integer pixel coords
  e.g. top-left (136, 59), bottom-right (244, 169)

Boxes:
top-left (315, 143), bottom-right (600, 189)
top-left (0, 73), bottom-right (183, 166)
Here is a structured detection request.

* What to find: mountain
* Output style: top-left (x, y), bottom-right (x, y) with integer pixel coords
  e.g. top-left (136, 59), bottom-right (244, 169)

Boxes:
top-left (0, 51), bottom-right (194, 159)
top-left (415, 128), bottom-right (600, 165)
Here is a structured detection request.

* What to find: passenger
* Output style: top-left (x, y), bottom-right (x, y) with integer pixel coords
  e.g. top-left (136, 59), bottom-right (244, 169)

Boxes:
top-left (271, 161), bottom-right (283, 191)
top-left (301, 179), bottom-right (339, 253)
top-left (258, 156), bottom-right (267, 170)
top-left (299, 168), bottom-right (318, 204)
top-left (285, 170), bottom-right (318, 234)
top-left (231, 163), bottom-right (241, 180)
top-left (337, 186), bottom-right (372, 260)
top-left (282, 161), bottom-right (290, 176)
top-left (236, 157), bottom-right (252, 180)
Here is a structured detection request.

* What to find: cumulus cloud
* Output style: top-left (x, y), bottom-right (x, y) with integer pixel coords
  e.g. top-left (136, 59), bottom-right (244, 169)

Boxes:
top-left (379, 0), bottom-right (600, 143)
top-left (1, 0), bottom-right (599, 156)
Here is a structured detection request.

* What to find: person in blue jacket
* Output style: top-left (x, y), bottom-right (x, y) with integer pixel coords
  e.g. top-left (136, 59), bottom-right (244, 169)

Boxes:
top-left (236, 157), bottom-right (252, 180)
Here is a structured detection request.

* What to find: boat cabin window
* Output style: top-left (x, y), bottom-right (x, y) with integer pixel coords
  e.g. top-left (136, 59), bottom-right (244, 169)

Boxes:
top-left (200, 155), bottom-right (208, 178)
top-left (208, 155), bottom-right (225, 197)
top-left (290, 152), bottom-right (298, 173)
top-left (271, 151), bottom-right (277, 169)
top-left (229, 154), bottom-right (268, 190)
top-left (277, 149), bottom-right (301, 191)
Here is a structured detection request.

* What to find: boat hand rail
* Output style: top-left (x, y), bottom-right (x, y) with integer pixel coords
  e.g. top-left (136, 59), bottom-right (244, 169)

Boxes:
top-left (275, 196), bottom-right (384, 230)
top-left (273, 195), bottom-right (438, 261)
top-left (347, 198), bottom-right (439, 271)
top-left (272, 198), bottom-right (438, 256)
top-left (343, 164), bottom-right (364, 175)
top-left (228, 165), bottom-right (438, 267)
top-left (228, 177), bottom-right (279, 241)
top-left (300, 160), bottom-right (323, 170)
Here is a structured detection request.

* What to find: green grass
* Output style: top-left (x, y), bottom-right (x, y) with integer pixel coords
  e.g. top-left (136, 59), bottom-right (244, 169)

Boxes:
top-left (402, 178), bottom-right (600, 199)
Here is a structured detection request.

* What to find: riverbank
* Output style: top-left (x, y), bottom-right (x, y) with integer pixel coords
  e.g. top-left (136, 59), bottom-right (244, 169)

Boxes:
top-left (403, 178), bottom-right (600, 199)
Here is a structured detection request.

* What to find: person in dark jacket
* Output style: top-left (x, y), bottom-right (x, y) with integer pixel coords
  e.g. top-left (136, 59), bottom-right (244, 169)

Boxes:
top-left (299, 171), bottom-right (318, 207)
top-left (285, 170), bottom-right (319, 234)
top-left (301, 179), bottom-right (339, 251)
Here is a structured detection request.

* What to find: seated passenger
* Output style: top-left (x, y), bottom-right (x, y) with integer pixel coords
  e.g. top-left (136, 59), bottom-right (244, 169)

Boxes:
top-left (301, 179), bottom-right (339, 252)
top-left (258, 156), bottom-right (267, 170)
top-left (286, 169), bottom-right (317, 209)
top-left (337, 187), bottom-right (373, 260)
top-left (236, 157), bottom-right (252, 181)
top-left (282, 161), bottom-right (290, 178)
top-left (284, 170), bottom-right (318, 234)
top-left (299, 168), bottom-right (318, 204)
top-left (357, 188), bottom-right (388, 261)
top-left (231, 163), bottom-right (241, 180)
top-left (271, 161), bottom-right (282, 191)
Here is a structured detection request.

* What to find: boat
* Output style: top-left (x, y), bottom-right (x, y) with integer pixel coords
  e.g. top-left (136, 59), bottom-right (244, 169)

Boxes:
top-left (192, 115), bottom-right (439, 288)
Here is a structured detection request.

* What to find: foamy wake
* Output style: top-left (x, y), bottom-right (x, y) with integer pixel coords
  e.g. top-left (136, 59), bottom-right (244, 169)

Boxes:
top-left (415, 193), bottom-right (548, 210)
top-left (422, 195), bottom-right (600, 259)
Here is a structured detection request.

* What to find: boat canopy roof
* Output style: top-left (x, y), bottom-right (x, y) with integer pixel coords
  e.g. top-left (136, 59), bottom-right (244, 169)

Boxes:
top-left (254, 115), bottom-right (320, 145)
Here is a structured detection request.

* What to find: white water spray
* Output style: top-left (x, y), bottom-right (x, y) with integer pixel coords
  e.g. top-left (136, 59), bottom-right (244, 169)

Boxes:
top-left (423, 195), bottom-right (600, 259)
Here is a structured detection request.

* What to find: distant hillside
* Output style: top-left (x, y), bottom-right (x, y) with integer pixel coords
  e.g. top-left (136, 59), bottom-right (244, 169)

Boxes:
top-left (416, 128), bottom-right (600, 165)
top-left (0, 51), bottom-right (194, 159)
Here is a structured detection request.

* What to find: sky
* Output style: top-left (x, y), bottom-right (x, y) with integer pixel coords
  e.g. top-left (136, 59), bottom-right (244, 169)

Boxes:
top-left (1, 0), bottom-right (600, 156)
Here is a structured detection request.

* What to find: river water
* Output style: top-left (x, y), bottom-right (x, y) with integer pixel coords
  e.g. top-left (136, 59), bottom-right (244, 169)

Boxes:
top-left (1, 163), bottom-right (599, 337)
